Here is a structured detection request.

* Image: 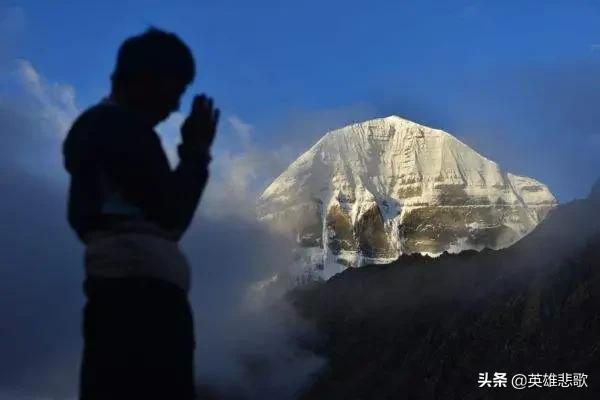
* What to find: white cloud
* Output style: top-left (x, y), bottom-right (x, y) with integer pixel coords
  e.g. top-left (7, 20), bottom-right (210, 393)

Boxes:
top-left (15, 59), bottom-right (78, 138)
top-left (157, 114), bottom-right (282, 222)
top-left (228, 114), bottom-right (253, 148)
top-left (0, 60), bottom-right (79, 182)
top-left (157, 111), bottom-right (295, 221)
top-left (200, 122), bottom-right (292, 221)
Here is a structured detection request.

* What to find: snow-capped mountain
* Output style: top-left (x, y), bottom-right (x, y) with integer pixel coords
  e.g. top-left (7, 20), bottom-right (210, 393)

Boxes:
top-left (258, 116), bottom-right (557, 281)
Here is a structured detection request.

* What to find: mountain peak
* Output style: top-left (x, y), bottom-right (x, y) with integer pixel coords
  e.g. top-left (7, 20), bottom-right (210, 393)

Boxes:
top-left (333, 115), bottom-right (437, 133)
top-left (258, 116), bottom-right (557, 281)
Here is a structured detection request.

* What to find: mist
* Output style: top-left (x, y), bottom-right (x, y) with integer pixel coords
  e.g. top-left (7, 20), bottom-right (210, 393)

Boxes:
top-left (0, 60), bottom-right (327, 400)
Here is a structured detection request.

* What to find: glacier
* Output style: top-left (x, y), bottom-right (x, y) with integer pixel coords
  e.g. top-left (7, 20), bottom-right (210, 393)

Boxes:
top-left (257, 116), bottom-right (557, 281)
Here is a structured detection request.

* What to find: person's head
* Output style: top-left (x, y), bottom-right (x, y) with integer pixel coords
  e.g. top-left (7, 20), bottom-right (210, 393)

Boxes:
top-left (110, 27), bottom-right (195, 126)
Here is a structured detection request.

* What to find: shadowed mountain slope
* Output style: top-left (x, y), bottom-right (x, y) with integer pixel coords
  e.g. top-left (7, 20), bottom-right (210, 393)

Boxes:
top-left (291, 179), bottom-right (600, 399)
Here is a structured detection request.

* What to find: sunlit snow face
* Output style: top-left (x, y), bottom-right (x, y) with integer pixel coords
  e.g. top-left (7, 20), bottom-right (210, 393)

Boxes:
top-left (258, 116), bottom-right (557, 281)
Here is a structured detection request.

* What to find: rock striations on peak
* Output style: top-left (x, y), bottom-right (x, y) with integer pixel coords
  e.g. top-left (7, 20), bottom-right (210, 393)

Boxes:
top-left (258, 116), bottom-right (557, 281)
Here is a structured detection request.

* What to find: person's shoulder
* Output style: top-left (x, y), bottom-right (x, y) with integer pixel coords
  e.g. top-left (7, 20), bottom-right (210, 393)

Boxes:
top-left (67, 100), bottom-right (156, 150)
top-left (72, 100), bottom-right (139, 133)
top-left (64, 101), bottom-right (143, 159)
top-left (62, 103), bottom-right (110, 169)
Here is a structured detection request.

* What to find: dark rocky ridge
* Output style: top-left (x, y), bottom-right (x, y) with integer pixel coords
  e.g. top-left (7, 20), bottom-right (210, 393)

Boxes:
top-left (290, 180), bottom-right (600, 399)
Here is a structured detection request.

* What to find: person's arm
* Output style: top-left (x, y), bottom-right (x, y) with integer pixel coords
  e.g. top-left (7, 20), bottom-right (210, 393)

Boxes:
top-left (97, 97), bottom-right (218, 239)
top-left (96, 124), bottom-right (206, 239)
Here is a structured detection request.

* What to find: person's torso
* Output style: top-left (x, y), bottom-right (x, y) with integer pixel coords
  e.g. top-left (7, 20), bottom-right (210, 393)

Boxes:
top-left (65, 98), bottom-right (191, 291)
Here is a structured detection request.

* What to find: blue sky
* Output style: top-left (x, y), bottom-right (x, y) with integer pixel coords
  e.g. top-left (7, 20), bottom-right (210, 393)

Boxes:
top-left (13, 1), bottom-right (600, 115)
top-left (5, 0), bottom-right (600, 201)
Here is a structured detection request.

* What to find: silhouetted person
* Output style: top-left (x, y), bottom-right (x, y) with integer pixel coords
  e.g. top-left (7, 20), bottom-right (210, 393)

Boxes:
top-left (63, 28), bottom-right (219, 399)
